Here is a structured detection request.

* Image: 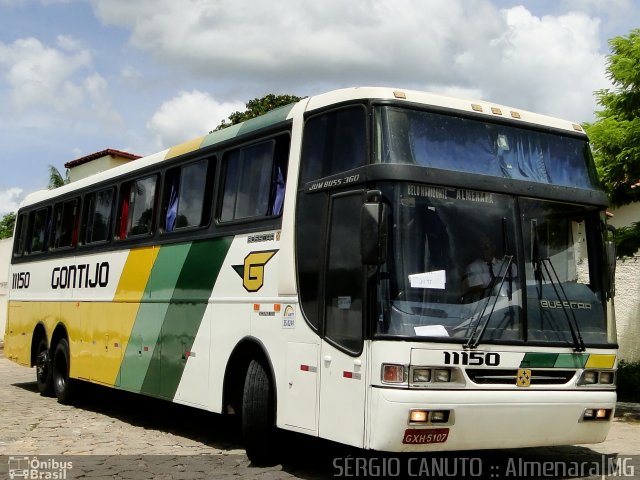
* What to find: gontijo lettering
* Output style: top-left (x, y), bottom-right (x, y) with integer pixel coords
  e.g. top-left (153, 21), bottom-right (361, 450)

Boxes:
top-left (51, 262), bottom-right (110, 289)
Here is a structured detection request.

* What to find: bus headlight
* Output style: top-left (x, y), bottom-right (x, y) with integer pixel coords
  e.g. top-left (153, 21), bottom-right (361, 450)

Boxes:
top-left (581, 371), bottom-right (598, 384)
top-left (578, 370), bottom-right (616, 387)
top-left (434, 369), bottom-right (452, 382)
top-left (407, 366), bottom-right (465, 388)
top-left (412, 368), bottom-right (431, 383)
top-left (599, 371), bottom-right (615, 384)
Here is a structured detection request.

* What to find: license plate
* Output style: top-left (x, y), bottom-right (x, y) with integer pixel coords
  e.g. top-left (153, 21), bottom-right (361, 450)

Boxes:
top-left (403, 428), bottom-right (450, 444)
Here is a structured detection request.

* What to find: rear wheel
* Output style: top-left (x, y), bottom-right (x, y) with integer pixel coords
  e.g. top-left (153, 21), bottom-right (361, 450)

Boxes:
top-left (35, 337), bottom-right (54, 397)
top-left (52, 338), bottom-right (75, 405)
top-left (242, 359), bottom-right (278, 465)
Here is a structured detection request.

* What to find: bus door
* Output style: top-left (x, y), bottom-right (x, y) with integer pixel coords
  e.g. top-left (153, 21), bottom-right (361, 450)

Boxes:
top-left (318, 191), bottom-right (367, 447)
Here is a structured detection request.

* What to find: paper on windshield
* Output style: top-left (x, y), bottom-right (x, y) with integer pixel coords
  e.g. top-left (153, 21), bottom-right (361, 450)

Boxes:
top-left (408, 270), bottom-right (446, 289)
top-left (414, 325), bottom-right (449, 337)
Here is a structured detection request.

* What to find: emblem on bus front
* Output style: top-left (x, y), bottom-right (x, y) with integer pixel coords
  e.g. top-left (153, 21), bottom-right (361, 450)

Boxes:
top-left (516, 369), bottom-right (532, 387)
top-left (232, 250), bottom-right (278, 292)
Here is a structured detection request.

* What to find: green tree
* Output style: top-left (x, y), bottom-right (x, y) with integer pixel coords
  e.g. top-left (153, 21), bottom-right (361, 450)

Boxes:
top-left (584, 28), bottom-right (640, 207)
top-left (215, 93), bottom-right (302, 131)
top-left (0, 212), bottom-right (16, 239)
top-left (48, 164), bottom-right (69, 189)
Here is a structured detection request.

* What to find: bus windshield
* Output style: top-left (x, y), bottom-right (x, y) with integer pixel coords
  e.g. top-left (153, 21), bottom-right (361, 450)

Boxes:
top-left (376, 106), bottom-right (600, 190)
top-left (375, 183), bottom-right (610, 347)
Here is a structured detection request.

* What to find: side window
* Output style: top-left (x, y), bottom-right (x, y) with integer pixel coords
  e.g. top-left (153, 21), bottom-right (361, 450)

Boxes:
top-left (300, 106), bottom-right (367, 184)
top-left (324, 192), bottom-right (364, 353)
top-left (83, 188), bottom-right (114, 244)
top-left (220, 135), bottom-right (289, 222)
top-left (118, 175), bottom-right (158, 239)
top-left (163, 159), bottom-right (212, 232)
top-left (29, 207), bottom-right (51, 254)
top-left (51, 198), bottom-right (79, 249)
top-left (12, 213), bottom-right (28, 257)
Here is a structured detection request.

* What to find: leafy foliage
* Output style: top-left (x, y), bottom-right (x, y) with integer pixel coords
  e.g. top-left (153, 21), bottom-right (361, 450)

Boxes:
top-left (617, 360), bottom-right (640, 402)
top-left (615, 221), bottom-right (640, 258)
top-left (48, 164), bottom-right (69, 189)
top-left (0, 212), bottom-right (16, 239)
top-left (584, 29), bottom-right (640, 207)
top-left (215, 94), bottom-right (302, 131)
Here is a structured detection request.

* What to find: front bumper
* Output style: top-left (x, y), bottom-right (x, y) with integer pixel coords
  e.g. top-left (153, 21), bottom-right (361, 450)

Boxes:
top-left (367, 387), bottom-right (615, 452)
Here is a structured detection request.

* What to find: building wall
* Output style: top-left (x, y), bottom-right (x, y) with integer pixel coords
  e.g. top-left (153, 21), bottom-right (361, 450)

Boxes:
top-left (0, 238), bottom-right (12, 346)
top-left (608, 202), bottom-right (640, 230)
top-left (68, 157), bottom-right (133, 183)
top-left (614, 259), bottom-right (640, 362)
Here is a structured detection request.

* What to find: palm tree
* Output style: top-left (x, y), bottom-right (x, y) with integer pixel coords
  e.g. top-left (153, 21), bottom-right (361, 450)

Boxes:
top-left (48, 165), bottom-right (69, 189)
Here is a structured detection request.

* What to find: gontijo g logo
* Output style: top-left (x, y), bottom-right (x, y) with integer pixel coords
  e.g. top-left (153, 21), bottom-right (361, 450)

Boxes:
top-left (232, 250), bottom-right (278, 292)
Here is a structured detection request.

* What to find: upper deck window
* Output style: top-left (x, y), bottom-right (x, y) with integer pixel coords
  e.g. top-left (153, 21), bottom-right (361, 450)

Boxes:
top-left (300, 106), bottom-right (367, 184)
top-left (376, 106), bottom-right (600, 190)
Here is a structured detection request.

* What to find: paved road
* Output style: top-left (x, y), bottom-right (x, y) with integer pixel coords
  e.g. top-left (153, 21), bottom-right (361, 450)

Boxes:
top-left (0, 349), bottom-right (638, 479)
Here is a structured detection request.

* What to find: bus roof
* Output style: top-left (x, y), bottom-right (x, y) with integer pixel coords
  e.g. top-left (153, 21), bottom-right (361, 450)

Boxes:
top-left (19, 87), bottom-right (586, 209)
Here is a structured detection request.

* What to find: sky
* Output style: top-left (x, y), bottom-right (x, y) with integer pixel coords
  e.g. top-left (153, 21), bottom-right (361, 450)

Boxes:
top-left (0, 0), bottom-right (638, 216)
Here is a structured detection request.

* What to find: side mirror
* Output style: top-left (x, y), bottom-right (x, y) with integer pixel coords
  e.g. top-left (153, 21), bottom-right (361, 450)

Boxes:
top-left (361, 191), bottom-right (388, 265)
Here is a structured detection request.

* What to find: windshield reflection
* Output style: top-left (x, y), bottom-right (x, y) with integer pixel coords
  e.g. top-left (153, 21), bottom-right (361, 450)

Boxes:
top-left (376, 184), bottom-right (610, 347)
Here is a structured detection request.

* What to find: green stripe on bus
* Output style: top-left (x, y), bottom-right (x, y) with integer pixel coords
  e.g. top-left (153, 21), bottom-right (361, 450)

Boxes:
top-left (554, 353), bottom-right (589, 368)
top-left (519, 353), bottom-right (558, 368)
top-left (519, 352), bottom-right (590, 369)
top-left (120, 243), bottom-right (192, 392)
top-left (141, 236), bottom-right (232, 399)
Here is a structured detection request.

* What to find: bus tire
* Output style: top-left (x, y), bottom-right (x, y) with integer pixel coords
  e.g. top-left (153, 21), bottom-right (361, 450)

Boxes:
top-left (35, 337), bottom-right (54, 397)
top-left (242, 359), bottom-right (277, 465)
top-left (52, 338), bottom-right (75, 405)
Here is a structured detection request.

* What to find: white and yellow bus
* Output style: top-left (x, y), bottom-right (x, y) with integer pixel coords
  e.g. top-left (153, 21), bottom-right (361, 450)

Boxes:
top-left (5, 87), bottom-right (617, 463)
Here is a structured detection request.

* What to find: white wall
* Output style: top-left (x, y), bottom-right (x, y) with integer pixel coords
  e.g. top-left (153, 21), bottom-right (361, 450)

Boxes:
top-left (608, 202), bottom-right (640, 230)
top-left (0, 237), bottom-right (12, 346)
top-left (614, 259), bottom-right (640, 362)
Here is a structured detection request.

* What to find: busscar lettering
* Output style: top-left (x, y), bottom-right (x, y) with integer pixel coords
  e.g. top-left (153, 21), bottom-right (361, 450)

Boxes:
top-left (540, 299), bottom-right (592, 310)
top-left (51, 262), bottom-right (110, 289)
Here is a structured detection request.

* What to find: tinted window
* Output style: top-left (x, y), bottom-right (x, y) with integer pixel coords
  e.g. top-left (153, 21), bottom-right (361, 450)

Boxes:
top-left (295, 192), bottom-right (328, 331)
top-left (164, 159), bottom-right (211, 232)
top-left (220, 136), bottom-right (289, 222)
top-left (29, 207), bottom-right (50, 253)
top-left (376, 106), bottom-right (600, 190)
top-left (300, 106), bottom-right (367, 184)
top-left (13, 213), bottom-right (28, 257)
top-left (52, 198), bottom-right (79, 249)
top-left (325, 192), bottom-right (364, 353)
top-left (118, 176), bottom-right (157, 238)
top-left (84, 188), bottom-right (114, 244)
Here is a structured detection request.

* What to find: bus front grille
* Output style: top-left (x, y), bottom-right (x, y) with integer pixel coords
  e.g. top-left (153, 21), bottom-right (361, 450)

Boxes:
top-left (465, 369), bottom-right (576, 385)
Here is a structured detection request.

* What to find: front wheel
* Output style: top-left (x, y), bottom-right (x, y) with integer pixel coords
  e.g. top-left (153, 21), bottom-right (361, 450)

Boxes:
top-left (52, 338), bottom-right (75, 405)
top-left (242, 359), bottom-right (278, 465)
top-left (35, 337), bottom-right (54, 396)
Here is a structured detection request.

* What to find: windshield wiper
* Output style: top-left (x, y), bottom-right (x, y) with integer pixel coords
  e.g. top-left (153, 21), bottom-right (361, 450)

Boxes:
top-left (532, 228), bottom-right (586, 352)
top-left (464, 255), bottom-right (514, 349)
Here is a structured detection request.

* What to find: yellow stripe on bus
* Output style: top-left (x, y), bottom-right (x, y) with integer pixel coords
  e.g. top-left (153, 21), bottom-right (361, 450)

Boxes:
top-left (113, 246), bottom-right (159, 302)
top-left (585, 354), bottom-right (616, 369)
top-left (165, 136), bottom-right (205, 160)
top-left (78, 246), bottom-right (160, 387)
